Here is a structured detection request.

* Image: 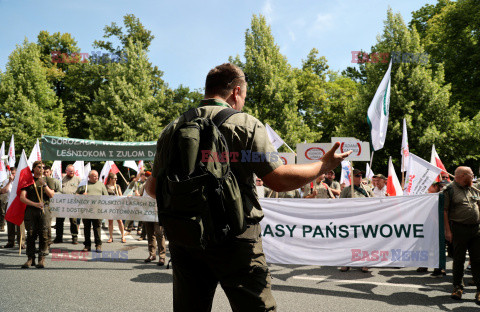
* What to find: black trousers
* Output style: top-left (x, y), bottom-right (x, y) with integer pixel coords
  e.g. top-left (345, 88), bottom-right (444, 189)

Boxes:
top-left (83, 219), bottom-right (102, 247)
top-left (55, 217), bottom-right (78, 239)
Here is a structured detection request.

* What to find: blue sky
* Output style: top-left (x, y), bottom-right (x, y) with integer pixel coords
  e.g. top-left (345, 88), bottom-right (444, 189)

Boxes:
top-left (0, 0), bottom-right (436, 91)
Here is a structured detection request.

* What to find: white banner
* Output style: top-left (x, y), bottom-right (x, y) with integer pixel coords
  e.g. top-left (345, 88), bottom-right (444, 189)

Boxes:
top-left (259, 194), bottom-right (441, 268)
top-left (331, 137), bottom-right (371, 161)
top-left (404, 153), bottom-right (442, 195)
top-left (49, 194), bottom-right (158, 221)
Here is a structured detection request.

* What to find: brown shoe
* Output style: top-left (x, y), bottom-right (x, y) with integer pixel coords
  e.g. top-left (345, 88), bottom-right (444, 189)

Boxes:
top-left (82, 246), bottom-right (91, 252)
top-left (36, 256), bottom-right (45, 269)
top-left (340, 266), bottom-right (350, 272)
top-left (144, 255), bottom-right (156, 263)
top-left (475, 291), bottom-right (480, 305)
top-left (2, 243), bottom-right (14, 249)
top-left (21, 257), bottom-right (36, 269)
top-left (451, 286), bottom-right (463, 300)
top-left (95, 245), bottom-right (102, 253)
top-left (157, 258), bottom-right (165, 266)
top-left (72, 237), bottom-right (78, 245)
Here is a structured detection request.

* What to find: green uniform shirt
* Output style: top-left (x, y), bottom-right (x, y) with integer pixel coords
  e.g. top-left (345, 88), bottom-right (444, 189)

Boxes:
top-left (153, 98), bottom-right (283, 223)
top-left (324, 179), bottom-right (341, 191)
top-left (264, 186), bottom-right (300, 198)
top-left (303, 181), bottom-right (333, 199)
top-left (340, 184), bottom-right (374, 198)
top-left (444, 181), bottom-right (480, 224)
top-left (62, 175), bottom-right (81, 195)
top-left (22, 178), bottom-right (52, 207)
top-left (46, 176), bottom-right (61, 193)
top-left (76, 181), bottom-right (108, 196)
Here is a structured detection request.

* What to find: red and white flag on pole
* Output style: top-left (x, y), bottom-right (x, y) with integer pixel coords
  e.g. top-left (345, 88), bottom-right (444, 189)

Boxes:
top-left (387, 157), bottom-right (402, 196)
top-left (430, 144), bottom-right (449, 182)
top-left (401, 118), bottom-right (410, 172)
top-left (5, 150), bottom-right (34, 226)
top-left (137, 160), bottom-right (144, 173)
top-left (27, 138), bottom-right (42, 169)
top-left (73, 161), bottom-right (85, 180)
top-left (99, 161), bottom-right (120, 184)
top-left (8, 135), bottom-right (15, 168)
top-left (0, 142), bottom-right (7, 183)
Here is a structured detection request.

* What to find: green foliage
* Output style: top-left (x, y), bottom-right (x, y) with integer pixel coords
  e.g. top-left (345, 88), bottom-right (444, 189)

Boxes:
top-left (86, 40), bottom-right (167, 141)
top-left (0, 40), bottom-right (67, 153)
top-left (93, 14), bottom-right (155, 53)
top-left (234, 15), bottom-right (320, 147)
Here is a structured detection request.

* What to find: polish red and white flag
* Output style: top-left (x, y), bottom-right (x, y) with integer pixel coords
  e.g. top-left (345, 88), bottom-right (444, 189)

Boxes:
top-left (387, 157), bottom-right (402, 196)
top-left (430, 144), bottom-right (449, 182)
top-left (5, 150), bottom-right (34, 226)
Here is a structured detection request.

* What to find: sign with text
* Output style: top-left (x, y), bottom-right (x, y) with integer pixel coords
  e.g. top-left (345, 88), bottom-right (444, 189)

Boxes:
top-left (277, 153), bottom-right (296, 165)
top-left (41, 135), bottom-right (156, 161)
top-left (49, 194), bottom-right (158, 221)
top-left (331, 137), bottom-right (371, 161)
top-left (260, 194), bottom-right (443, 268)
top-left (296, 143), bottom-right (332, 164)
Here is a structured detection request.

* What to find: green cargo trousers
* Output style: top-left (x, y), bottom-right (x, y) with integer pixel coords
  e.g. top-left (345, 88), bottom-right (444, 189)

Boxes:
top-left (168, 224), bottom-right (277, 312)
top-left (451, 222), bottom-right (480, 289)
top-left (24, 206), bottom-right (50, 257)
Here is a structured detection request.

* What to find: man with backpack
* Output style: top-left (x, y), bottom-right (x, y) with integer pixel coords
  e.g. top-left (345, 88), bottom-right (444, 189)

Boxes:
top-left (144, 63), bottom-right (351, 311)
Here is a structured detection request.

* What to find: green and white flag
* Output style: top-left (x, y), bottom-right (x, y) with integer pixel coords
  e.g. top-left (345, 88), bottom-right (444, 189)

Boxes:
top-left (367, 60), bottom-right (392, 151)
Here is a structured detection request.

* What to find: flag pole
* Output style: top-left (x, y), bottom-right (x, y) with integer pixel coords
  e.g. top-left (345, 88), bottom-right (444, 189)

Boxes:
top-left (350, 161), bottom-right (354, 198)
top-left (117, 170), bottom-right (129, 185)
top-left (19, 231), bottom-right (23, 255)
top-left (284, 143), bottom-right (297, 156)
top-left (369, 151), bottom-right (374, 171)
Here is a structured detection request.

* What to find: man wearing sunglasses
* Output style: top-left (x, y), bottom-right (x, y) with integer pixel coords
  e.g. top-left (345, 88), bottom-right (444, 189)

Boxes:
top-left (339, 169), bottom-right (374, 199)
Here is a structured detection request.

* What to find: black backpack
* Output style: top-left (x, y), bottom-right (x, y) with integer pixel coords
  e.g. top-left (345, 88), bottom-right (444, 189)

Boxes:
top-left (156, 107), bottom-right (247, 249)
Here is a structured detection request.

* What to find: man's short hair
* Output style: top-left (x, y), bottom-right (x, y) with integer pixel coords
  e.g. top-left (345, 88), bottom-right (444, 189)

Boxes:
top-left (32, 161), bottom-right (43, 169)
top-left (44, 165), bottom-right (51, 171)
top-left (205, 63), bottom-right (247, 99)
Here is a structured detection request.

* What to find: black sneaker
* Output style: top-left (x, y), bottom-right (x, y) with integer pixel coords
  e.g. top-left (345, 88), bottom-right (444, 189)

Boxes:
top-left (53, 237), bottom-right (63, 244)
top-left (431, 268), bottom-right (446, 277)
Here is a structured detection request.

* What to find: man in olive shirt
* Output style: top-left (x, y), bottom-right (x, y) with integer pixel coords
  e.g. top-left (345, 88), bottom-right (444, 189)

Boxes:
top-left (144, 63), bottom-right (351, 312)
top-left (304, 174), bottom-right (335, 199)
top-left (20, 161), bottom-right (55, 268)
top-left (54, 164), bottom-right (81, 244)
top-left (444, 166), bottom-right (480, 303)
top-left (324, 170), bottom-right (341, 197)
top-left (76, 170), bottom-right (108, 253)
top-left (339, 169), bottom-right (374, 198)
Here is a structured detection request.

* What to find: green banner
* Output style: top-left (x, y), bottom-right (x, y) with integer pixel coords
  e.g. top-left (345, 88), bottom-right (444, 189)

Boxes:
top-left (41, 135), bottom-right (156, 161)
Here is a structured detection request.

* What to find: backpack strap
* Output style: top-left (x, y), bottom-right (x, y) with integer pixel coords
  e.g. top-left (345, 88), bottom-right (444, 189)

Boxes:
top-left (183, 108), bottom-right (199, 122)
top-left (212, 108), bottom-right (240, 128)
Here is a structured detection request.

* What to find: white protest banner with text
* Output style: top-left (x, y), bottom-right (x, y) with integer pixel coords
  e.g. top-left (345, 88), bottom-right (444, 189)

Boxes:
top-left (259, 194), bottom-right (441, 268)
top-left (50, 194), bottom-right (158, 222)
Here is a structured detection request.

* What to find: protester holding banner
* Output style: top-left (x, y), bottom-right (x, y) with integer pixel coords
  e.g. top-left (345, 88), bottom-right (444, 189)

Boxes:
top-left (339, 169), bottom-right (374, 199)
top-left (105, 173), bottom-right (126, 243)
top-left (20, 161), bottom-right (55, 268)
top-left (303, 174), bottom-right (334, 199)
top-left (76, 170), bottom-right (108, 253)
top-left (443, 166), bottom-right (480, 303)
top-left (372, 174), bottom-right (388, 197)
top-left (0, 167), bottom-right (24, 249)
top-left (324, 170), bottom-right (341, 197)
top-left (55, 164), bottom-right (81, 244)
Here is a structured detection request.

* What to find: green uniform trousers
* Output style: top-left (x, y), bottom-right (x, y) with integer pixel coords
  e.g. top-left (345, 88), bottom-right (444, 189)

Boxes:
top-left (55, 217), bottom-right (78, 239)
top-left (169, 224), bottom-right (276, 312)
top-left (145, 222), bottom-right (166, 259)
top-left (24, 206), bottom-right (50, 257)
top-left (451, 222), bottom-right (480, 289)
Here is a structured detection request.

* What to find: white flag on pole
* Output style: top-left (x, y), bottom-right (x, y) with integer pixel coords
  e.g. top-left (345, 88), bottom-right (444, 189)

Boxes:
top-left (78, 162), bottom-right (91, 187)
top-left (340, 160), bottom-right (352, 187)
top-left (137, 160), bottom-right (145, 173)
top-left (0, 142), bottom-right (7, 183)
top-left (51, 160), bottom-right (62, 191)
top-left (27, 139), bottom-right (42, 169)
top-left (265, 124), bottom-right (285, 151)
top-left (387, 157), bottom-right (402, 196)
top-left (73, 161), bottom-right (85, 180)
top-left (8, 135), bottom-right (15, 168)
top-left (404, 153), bottom-right (442, 196)
top-left (367, 60), bottom-right (392, 151)
top-left (123, 160), bottom-right (138, 172)
top-left (365, 163), bottom-right (374, 180)
top-left (401, 118), bottom-right (410, 172)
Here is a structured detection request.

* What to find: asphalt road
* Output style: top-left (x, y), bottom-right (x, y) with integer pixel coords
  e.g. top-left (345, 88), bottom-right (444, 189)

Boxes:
top-left (0, 224), bottom-right (478, 312)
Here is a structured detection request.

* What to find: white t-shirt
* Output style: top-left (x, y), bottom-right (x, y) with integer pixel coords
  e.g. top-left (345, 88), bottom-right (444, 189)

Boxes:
top-left (373, 185), bottom-right (387, 197)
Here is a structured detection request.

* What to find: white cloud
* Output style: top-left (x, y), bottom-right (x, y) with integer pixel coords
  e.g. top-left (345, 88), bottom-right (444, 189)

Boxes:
top-left (288, 30), bottom-right (296, 41)
top-left (262, 0), bottom-right (273, 23)
top-left (311, 13), bottom-right (334, 33)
